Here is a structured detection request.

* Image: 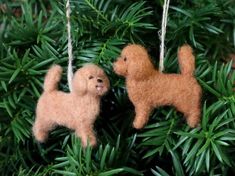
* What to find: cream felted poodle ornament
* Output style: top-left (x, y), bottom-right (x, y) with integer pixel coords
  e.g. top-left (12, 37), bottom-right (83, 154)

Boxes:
top-left (33, 64), bottom-right (110, 147)
top-left (113, 44), bottom-right (202, 129)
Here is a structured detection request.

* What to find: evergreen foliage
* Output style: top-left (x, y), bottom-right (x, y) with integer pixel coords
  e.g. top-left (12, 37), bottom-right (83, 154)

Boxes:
top-left (0, 0), bottom-right (235, 175)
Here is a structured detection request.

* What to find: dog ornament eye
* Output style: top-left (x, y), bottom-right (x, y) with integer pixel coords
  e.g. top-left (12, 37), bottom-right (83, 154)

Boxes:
top-left (89, 75), bottom-right (94, 79)
top-left (124, 57), bottom-right (127, 61)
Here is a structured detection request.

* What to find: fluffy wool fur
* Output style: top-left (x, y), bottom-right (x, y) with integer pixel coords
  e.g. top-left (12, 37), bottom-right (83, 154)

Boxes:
top-left (33, 64), bottom-right (110, 147)
top-left (113, 44), bottom-right (202, 129)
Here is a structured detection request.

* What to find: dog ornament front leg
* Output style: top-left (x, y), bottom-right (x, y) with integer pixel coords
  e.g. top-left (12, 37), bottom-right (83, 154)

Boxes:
top-left (133, 104), bottom-right (152, 129)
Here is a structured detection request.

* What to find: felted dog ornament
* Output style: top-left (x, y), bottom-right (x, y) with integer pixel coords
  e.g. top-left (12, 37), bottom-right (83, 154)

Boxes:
top-left (113, 44), bottom-right (202, 129)
top-left (33, 64), bottom-right (110, 147)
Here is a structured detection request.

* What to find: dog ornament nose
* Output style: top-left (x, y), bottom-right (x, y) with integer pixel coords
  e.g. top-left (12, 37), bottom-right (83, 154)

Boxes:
top-left (97, 78), bottom-right (103, 83)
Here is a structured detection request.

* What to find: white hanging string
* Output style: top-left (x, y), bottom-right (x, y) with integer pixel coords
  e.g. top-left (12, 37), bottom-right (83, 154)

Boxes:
top-left (66, 0), bottom-right (73, 91)
top-left (159, 0), bottom-right (170, 72)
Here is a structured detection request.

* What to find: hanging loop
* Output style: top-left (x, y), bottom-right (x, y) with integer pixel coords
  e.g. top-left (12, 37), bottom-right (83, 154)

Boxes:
top-left (159, 0), bottom-right (170, 72)
top-left (66, 0), bottom-right (73, 91)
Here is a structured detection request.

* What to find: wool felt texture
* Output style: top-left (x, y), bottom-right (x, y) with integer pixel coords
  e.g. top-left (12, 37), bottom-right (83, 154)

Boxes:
top-left (33, 64), bottom-right (110, 147)
top-left (113, 44), bottom-right (202, 129)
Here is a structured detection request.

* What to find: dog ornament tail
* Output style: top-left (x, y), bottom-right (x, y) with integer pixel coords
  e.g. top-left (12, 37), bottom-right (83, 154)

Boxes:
top-left (43, 65), bottom-right (63, 92)
top-left (178, 45), bottom-right (195, 76)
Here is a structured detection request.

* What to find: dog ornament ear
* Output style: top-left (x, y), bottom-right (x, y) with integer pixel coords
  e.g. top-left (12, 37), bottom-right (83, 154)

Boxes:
top-left (127, 55), bottom-right (154, 80)
top-left (72, 70), bottom-right (87, 95)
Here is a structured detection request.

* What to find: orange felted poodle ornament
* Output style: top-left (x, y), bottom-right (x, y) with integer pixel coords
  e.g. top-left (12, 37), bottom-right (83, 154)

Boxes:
top-left (113, 44), bottom-right (202, 129)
